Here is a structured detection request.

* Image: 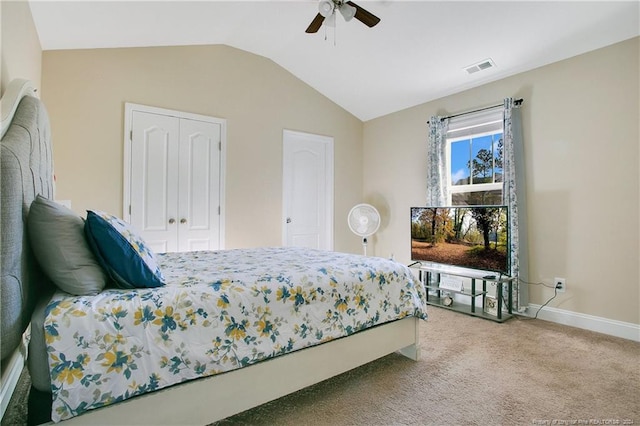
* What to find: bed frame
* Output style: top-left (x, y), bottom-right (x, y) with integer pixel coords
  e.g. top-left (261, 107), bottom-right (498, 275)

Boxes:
top-left (48, 318), bottom-right (419, 425)
top-left (0, 78), bottom-right (50, 420)
top-left (0, 78), bottom-right (421, 425)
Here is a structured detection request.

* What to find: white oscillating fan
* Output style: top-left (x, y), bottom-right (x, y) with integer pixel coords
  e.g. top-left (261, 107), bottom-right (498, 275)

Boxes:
top-left (348, 203), bottom-right (381, 256)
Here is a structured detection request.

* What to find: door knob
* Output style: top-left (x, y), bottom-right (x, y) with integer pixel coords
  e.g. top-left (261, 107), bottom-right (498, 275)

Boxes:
top-left (286, 217), bottom-right (292, 223)
top-left (180, 218), bottom-right (187, 224)
top-left (168, 218), bottom-right (175, 224)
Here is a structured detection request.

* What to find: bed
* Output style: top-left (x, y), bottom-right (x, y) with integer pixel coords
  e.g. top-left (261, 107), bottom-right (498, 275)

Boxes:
top-left (0, 78), bottom-right (427, 425)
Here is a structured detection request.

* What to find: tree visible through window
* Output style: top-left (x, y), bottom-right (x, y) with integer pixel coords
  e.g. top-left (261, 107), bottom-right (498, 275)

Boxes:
top-left (449, 131), bottom-right (503, 205)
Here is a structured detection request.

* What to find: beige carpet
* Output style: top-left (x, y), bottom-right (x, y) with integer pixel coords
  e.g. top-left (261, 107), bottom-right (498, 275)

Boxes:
top-left (216, 307), bottom-right (639, 425)
top-left (3, 307), bottom-right (639, 425)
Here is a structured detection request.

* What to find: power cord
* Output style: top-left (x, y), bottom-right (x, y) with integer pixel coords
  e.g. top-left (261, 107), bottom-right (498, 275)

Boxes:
top-left (515, 279), bottom-right (560, 320)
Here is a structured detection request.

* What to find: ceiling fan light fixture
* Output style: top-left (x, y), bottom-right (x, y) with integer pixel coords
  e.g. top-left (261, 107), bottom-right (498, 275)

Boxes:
top-left (318, 0), bottom-right (335, 18)
top-left (305, 0), bottom-right (381, 35)
top-left (324, 12), bottom-right (337, 27)
top-left (339, 3), bottom-right (356, 22)
top-left (324, 13), bottom-right (336, 28)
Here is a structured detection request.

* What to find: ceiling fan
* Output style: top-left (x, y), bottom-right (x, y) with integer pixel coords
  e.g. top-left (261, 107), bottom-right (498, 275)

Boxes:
top-left (305, 0), bottom-right (381, 33)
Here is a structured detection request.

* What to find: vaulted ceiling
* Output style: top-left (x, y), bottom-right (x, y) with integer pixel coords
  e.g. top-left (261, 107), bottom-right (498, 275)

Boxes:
top-left (28, 1), bottom-right (640, 121)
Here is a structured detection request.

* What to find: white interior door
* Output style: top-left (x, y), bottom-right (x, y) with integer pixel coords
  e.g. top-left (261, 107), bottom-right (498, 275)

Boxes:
top-left (126, 103), bottom-right (226, 253)
top-left (130, 111), bottom-right (180, 253)
top-left (282, 130), bottom-right (334, 250)
top-left (178, 119), bottom-right (221, 251)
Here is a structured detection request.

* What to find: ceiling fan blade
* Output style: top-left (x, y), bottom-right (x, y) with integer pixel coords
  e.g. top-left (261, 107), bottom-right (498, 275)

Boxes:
top-left (305, 13), bottom-right (325, 33)
top-left (346, 1), bottom-right (381, 28)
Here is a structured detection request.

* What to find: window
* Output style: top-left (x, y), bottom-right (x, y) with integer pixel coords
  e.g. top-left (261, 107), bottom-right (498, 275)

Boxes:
top-left (446, 108), bottom-right (503, 206)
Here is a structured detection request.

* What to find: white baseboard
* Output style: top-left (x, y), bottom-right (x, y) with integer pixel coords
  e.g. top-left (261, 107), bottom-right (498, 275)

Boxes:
top-left (523, 304), bottom-right (640, 342)
top-left (0, 338), bottom-right (27, 419)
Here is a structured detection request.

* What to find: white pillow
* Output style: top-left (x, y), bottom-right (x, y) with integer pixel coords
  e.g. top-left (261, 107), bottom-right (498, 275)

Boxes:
top-left (28, 195), bottom-right (107, 295)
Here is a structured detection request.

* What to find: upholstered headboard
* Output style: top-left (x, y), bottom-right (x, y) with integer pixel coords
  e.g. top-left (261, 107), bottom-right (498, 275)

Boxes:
top-left (0, 79), bottom-right (54, 361)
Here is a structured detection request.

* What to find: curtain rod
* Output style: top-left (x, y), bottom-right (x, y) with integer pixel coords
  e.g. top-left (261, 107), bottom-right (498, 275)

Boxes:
top-left (427, 98), bottom-right (523, 125)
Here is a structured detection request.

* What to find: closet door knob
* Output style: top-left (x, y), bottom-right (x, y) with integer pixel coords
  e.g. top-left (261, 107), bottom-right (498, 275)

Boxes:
top-left (168, 218), bottom-right (175, 224)
top-left (180, 218), bottom-right (187, 224)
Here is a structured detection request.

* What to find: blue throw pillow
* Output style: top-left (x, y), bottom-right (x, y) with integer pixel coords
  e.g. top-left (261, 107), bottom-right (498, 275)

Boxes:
top-left (84, 210), bottom-right (165, 289)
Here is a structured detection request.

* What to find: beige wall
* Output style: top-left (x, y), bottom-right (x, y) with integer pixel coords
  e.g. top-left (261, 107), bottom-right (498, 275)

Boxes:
top-left (363, 37), bottom-right (639, 325)
top-left (8, 0), bottom-right (638, 324)
top-left (41, 45), bottom-right (363, 252)
top-left (0, 0), bottom-right (42, 95)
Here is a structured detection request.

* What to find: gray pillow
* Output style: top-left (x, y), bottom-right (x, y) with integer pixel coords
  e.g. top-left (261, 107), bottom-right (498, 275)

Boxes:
top-left (28, 195), bottom-right (107, 295)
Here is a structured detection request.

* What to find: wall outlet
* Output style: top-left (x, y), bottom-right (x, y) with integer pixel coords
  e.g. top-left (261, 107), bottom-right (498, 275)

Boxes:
top-left (555, 277), bottom-right (566, 293)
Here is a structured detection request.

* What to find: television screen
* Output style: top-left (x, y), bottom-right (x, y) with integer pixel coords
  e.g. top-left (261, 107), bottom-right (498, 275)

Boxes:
top-left (410, 206), bottom-right (509, 274)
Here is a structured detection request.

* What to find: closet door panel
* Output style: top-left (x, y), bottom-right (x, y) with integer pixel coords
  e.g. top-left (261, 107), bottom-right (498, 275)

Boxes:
top-left (130, 111), bottom-right (179, 253)
top-left (178, 119), bottom-right (221, 252)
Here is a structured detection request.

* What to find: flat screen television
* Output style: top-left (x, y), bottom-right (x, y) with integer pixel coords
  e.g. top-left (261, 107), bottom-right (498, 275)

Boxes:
top-left (410, 206), bottom-right (509, 274)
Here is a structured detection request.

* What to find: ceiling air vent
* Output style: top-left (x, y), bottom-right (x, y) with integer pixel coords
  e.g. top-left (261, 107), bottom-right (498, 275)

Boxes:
top-left (464, 58), bottom-right (496, 75)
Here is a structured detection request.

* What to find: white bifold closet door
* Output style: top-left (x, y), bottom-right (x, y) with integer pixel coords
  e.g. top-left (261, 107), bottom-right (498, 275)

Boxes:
top-left (129, 109), bottom-right (222, 253)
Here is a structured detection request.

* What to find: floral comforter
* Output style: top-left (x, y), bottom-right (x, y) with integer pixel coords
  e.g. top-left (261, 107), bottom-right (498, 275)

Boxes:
top-left (44, 247), bottom-right (427, 422)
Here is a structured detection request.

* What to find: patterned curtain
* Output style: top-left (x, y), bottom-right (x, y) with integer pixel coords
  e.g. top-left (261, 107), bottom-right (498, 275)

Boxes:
top-left (426, 116), bottom-right (449, 206)
top-left (502, 98), bottom-right (528, 311)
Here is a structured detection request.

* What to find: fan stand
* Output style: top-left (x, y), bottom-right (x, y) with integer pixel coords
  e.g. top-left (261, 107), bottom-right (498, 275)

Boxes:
top-left (348, 203), bottom-right (380, 257)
